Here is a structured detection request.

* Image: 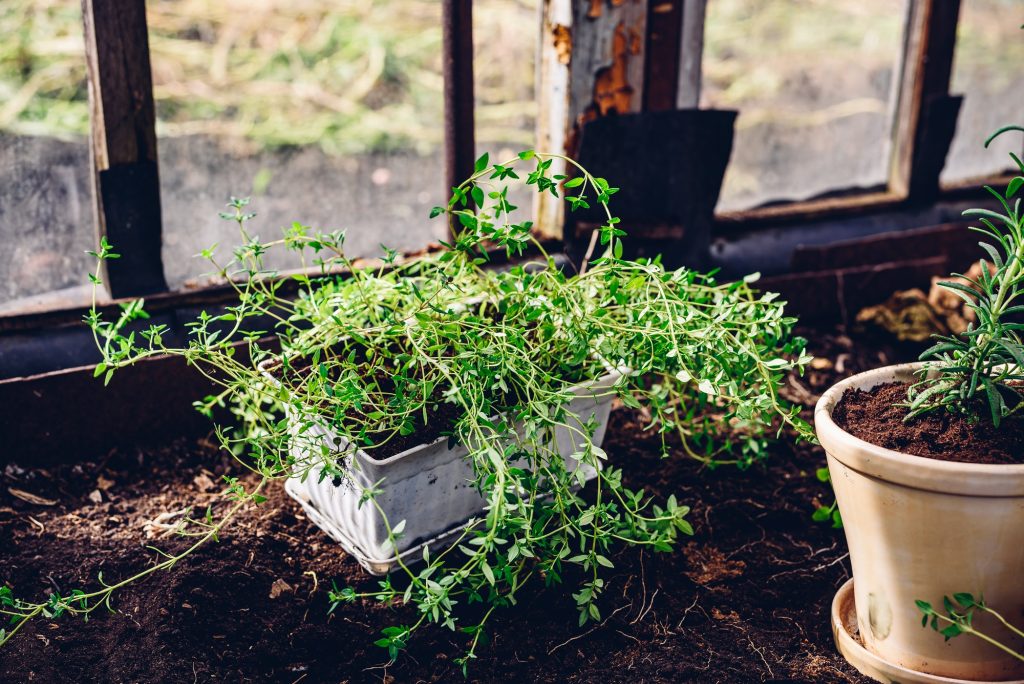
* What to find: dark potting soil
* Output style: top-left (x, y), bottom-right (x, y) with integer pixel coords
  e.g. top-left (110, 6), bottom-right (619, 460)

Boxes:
top-left (833, 382), bottom-right (1024, 465)
top-left (0, 326), bottom-right (906, 683)
top-left (361, 401), bottom-right (464, 460)
top-left (0, 422), bottom-right (864, 684)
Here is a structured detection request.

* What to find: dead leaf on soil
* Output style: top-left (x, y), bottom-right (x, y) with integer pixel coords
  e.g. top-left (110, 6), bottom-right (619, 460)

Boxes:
top-left (96, 475), bottom-right (115, 491)
top-left (7, 488), bottom-right (57, 506)
top-left (87, 490), bottom-right (103, 504)
top-left (269, 578), bottom-right (293, 599)
top-left (193, 472), bottom-right (216, 492)
top-left (856, 288), bottom-right (944, 342)
top-left (857, 261), bottom-right (997, 342)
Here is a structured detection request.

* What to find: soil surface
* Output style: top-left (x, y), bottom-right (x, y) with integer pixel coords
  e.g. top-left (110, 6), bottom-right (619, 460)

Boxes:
top-left (0, 327), bottom-right (913, 683)
top-left (834, 381), bottom-right (1024, 465)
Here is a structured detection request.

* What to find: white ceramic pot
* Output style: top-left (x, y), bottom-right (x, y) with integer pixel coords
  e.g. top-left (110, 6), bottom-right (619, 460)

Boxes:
top-left (267, 366), bottom-right (620, 575)
top-left (816, 363), bottom-right (1024, 681)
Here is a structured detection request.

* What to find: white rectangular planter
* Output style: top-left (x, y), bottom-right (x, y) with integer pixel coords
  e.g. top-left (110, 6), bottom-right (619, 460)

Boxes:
top-left (277, 371), bottom-right (621, 575)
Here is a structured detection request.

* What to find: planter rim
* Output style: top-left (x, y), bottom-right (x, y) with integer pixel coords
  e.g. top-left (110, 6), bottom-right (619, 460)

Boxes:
top-left (259, 358), bottom-right (622, 465)
top-left (815, 362), bottom-right (1024, 496)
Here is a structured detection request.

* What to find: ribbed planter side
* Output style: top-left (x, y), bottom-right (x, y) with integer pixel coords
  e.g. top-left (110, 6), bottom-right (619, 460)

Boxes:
top-left (279, 371), bottom-right (620, 574)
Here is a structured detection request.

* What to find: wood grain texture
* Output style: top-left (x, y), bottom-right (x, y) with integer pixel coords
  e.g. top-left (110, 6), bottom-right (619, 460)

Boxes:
top-left (675, 0), bottom-right (704, 109)
top-left (888, 0), bottom-right (961, 200)
top-left (536, 0), bottom-right (649, 239)
top-left (82, 0), bottom-right (158, 169)
top-left (442, 0), bottom-right (475, 226)
top-left (82, 0), bottom-right (166, 296)
top-left (568, 0), bottom-right (648, 146)
top-left (643, 0), bottom-right (681, 111)
top-left (535, 0), bottom-right (574, 238)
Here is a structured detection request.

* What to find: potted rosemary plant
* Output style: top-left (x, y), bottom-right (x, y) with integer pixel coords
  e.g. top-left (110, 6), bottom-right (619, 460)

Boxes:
top-left (1, 152), bottom-right (809, 668)
top-left (816, 126), bottom-right (1024, 683)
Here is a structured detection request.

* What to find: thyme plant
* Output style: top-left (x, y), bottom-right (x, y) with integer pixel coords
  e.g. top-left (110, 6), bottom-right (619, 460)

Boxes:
top-left (917, 594), bottom-right (1024, 663)
top-left (907, 125), bottom-right (1024, 425)
top-left (1, 151), bottom-right (810, 667)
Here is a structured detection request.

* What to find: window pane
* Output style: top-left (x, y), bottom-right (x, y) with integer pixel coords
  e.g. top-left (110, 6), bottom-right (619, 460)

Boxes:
top-left (702, 0), bottom-right (906, 212)
top-left (941, 0), bottom-right (1024, 186)
top-left (473, 0), bottom-right (537, 219)
top-left (0, 0), bottom-right (95, 311)
top-left (150, 0), bottom-right (448, 290)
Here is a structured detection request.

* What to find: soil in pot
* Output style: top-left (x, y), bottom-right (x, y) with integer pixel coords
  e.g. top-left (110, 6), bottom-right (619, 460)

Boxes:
top-left (832, 381), bottom-right (1024, 465)
top-left (270, 358), bottom-right (466, 461)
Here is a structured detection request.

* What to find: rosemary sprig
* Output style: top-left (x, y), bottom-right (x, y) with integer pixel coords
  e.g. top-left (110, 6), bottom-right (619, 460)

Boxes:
top-left (907, 126), bottom-right (1024, 426)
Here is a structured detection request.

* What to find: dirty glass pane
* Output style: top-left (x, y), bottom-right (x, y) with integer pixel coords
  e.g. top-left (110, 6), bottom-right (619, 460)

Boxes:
top-left (0, 0), bottom-right (95, 312)
top-left (940, 0), bottom-right (1024, 186)
top-left (702, 0), bottom-right (907, 212)
top-left (473, 0), bottom-right (537, 213)
top-left (150, 0), bottom-right (448, 290)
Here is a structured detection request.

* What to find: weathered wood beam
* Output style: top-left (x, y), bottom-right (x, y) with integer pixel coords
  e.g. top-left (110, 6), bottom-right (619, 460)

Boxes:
top-left (535, 0), bottom-right (573, 238)
top-left (535, 0), bottom-right (650, 238)
top-left (82, 0), bottom-right (167, 297)
top-left (889, 0), bottom-right (962, 202)
top-left (675, 0), bottom-right (705, 109)
top-left (643, 0), bottom-right (704, 111)
top-left (442, 0), bottom-right (475, 230)
top-left (643, 0), bottom-right (681, 111)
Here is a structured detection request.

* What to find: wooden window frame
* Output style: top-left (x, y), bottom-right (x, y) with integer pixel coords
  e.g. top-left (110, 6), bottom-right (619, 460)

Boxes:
top-left (714, 0), bottom-right (1017, 231)
top-left (537, 0), bottom-right (1014, 233)
top-left (0, 0), bottom-right (1016, 332)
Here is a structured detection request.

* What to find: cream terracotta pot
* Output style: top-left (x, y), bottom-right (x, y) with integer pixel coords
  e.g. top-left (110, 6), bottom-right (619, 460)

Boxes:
top-left (816, 363), bottom-right (1024, 681)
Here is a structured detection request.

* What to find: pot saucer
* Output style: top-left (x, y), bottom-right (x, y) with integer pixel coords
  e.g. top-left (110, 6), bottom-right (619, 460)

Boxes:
top-left (832, 579), bottom-right (1024, 684)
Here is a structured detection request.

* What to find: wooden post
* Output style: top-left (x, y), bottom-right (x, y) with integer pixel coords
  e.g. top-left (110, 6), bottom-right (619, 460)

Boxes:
top-left (888, 0), bottom-right (962, 202)
top-left (82, 0), bottom-right (167, 297)
top-left (675, 0), bottom-right (705, 109)
top-left (442, 0), bottom-right (475, 233)
top-left (535, 0), bottom-right (574, 238)
top-left (535, 0), bottom-right (650, 239)
top-left (643, 0), bottom-right (681, 112)
top-left (643, 0), bottom-right (704, 112)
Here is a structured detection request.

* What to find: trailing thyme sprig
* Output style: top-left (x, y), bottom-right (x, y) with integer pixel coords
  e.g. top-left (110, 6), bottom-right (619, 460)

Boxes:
top-left (907, 126), bottom-right (1024, 425)
top-left (916, 593), bottom-right (1024, 662)
top-left (0, 477), bottom-right (268, 648)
